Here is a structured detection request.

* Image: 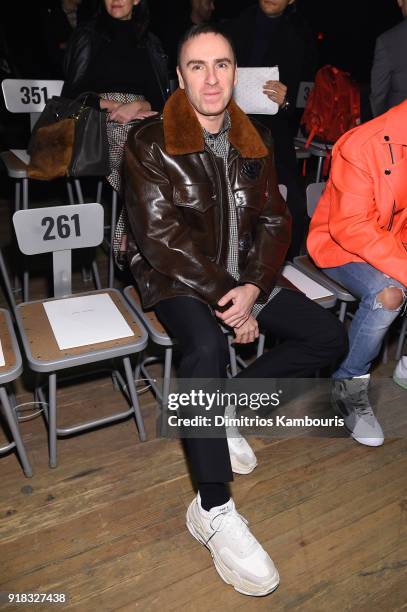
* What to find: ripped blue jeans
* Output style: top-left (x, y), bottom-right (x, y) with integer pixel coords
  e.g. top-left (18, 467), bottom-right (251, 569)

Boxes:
top-left (322, 262), bottom-right (406, 378)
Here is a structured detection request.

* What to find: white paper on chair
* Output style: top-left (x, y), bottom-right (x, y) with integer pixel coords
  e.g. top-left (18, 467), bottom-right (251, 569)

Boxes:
top-left (10, 149), bottom-right (30, 165)
top-left (0, 339), bottom-right (5, 367)
top-left (234, 67), bottom-right (279, 115)
top-left (43, 293), bottom-right (134, 350)
top-left (282, 265), bottom-right (334, 300)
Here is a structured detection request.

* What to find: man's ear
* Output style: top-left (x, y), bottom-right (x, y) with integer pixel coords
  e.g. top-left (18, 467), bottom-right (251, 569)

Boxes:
top-left (176, 66), bottom-right (185, 90)
top-left (234, 64), bottom-right (238, 87)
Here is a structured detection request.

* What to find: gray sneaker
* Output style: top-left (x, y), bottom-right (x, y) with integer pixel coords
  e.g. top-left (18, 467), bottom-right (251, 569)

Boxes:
top-left (331, 376), bottom-right (384, 446)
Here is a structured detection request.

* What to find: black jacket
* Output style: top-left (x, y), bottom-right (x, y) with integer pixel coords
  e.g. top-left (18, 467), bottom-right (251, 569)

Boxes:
top-left (61, 15), bottom-right (169, 108)
top-left (224, 4), bottom-right (316, 167)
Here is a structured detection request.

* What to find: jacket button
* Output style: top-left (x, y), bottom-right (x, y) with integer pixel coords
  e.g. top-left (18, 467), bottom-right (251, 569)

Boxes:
top-left (385, 169), bottom-right (391, 175)
top-left (384, 135), bottom-right (390, 141)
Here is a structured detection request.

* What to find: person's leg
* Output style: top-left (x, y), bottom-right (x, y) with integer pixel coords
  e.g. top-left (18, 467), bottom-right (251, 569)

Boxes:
top-left (155, 296), bottom-right (232, 498)
top-left (237, 289), bottom-right (347, 379)
top-left (322, 263), bottom-right (406, 445)
top-left (322, 263), bottom-right (406, 378)
top-left (156, 296), bottom-right (279, 596)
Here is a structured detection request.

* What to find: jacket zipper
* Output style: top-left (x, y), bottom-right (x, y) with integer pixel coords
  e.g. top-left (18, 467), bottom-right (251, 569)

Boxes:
top-left (206, 147), bottom-right (224, 263)
top-left (386, 143), bottom-right (396, 231)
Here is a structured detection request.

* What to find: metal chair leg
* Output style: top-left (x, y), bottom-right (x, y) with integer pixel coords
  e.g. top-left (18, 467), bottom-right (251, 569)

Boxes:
top-left (123, 357), bottom-right (147, 442)
top-left (160, 346), bottom-right (173, 437)
top-left (96, 180), bottom-right (103, 204)
top-left (227, 334), bottom-right (238, 377)
top-left (66, 181), bottom-right (75, 204)
top-left (0, 386), bottom-right (33, 477)
top-left (22, 178), bottom-right (30, 301)
top-left (0, 249), bottom-right (16, 313)
top-left (109, 190), bottom-right (118, 288)
top-left (338, 301), bottom-right (347, 323)
top-left (396, 315), bottom-right (407, 361)
top-left (48, 373), bottom-right (57, 468)
top-left (256, 332), bottom-right (266, 358)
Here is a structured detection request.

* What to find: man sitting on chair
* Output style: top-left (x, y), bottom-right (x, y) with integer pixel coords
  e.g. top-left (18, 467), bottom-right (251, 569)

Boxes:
top-left (124, 24), bottom-right (346, 596)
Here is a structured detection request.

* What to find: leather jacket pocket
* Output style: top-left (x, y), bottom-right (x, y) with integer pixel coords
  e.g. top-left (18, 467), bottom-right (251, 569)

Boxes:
top-left (173, 183), bottom-right (218, 259)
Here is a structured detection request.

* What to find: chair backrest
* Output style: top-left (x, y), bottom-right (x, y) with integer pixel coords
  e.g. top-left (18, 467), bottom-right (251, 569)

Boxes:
top-left (13, 203), bottom-right (104, 298)
top-left (2, 79), bottom-right (64, 113)
top-left (2, 79), bottom-right (64, 130)
top-left (278, 184), bottom-right (287, 201)
top-left (306, 182), bottom-right (326, 217)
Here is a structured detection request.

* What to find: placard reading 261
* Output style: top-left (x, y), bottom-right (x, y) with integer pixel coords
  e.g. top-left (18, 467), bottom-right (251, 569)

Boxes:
top-left (13, 203), bottom-right (104, 256)
top-left (42, 214), bottom-right (81, 241)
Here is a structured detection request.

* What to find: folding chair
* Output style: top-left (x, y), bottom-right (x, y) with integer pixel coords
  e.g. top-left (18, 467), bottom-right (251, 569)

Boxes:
top-left (293, 182), bottom-right (357, 321)
top-left (12, 203), bottom-right (148, 468)
top-left (0, 79), bottom-right (65, 213)
top-left (0, 308), bottom-right (32, 477)
top-left (0, 79), bottom-right (101, 299)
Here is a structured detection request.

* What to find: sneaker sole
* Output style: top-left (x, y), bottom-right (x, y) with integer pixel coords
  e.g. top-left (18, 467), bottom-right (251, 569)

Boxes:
top-left (231, 458), bottom-right (258, 475)
top-left (331, 399), bottom-right (384, 447)
top-left (186, 507), bottom-right (280, 597)
top-left (393, 375), bottom-right (407, 390)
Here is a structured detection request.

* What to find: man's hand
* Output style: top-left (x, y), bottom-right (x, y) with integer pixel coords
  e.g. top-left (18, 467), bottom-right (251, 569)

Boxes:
top-left (233, 315), bottom-right (259, 344)
top-left (215, 284), bottom-right (260, 328)
top-left (109, 100), bottom-right (157, 124)
top-left (263, 80), bottom-right (288, 107)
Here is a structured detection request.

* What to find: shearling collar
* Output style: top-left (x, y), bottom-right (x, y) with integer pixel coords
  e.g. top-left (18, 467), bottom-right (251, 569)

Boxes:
top-left (163, 88), bottom-right (268, 158)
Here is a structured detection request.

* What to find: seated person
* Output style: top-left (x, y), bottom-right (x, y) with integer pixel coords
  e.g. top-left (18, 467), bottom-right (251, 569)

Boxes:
top-left (124, 24), bottom-right (347, 596)
top-left (62, 0), bottom-right (168, 193)
top-left (307, 100), bottom-right (407, 447)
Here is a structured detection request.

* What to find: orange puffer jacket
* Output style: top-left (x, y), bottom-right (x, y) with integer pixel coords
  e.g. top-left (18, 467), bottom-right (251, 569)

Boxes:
top-left (307, 100), bottom-right (407, 287)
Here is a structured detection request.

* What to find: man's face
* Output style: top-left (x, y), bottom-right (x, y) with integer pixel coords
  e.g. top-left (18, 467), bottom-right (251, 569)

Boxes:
top-left (193, 0), bottom-right (215, 22)
top-left (177, 33), bottom-right (237, 126)
top-left (104, 0), bottom-right (140, 21)
top-left (258, 0), bottom-right (294, 17)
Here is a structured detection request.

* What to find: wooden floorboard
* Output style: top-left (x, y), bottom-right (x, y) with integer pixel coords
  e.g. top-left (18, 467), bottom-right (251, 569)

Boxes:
top-left (0, 193), bottom-right (406, 611)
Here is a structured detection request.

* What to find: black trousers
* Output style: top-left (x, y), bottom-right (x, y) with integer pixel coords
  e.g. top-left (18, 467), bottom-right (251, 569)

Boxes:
top-left (155, 289), bottom-right (347, 483)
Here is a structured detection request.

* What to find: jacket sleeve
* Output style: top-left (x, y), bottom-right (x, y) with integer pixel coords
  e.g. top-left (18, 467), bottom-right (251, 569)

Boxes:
top-left (370, 36), bottom-right (390, 117)
top-left (61, 28), bottom-right (94, 100)
top-left (328, 148), bottom-right (407, 286)
top-left (124, 133), bottom-right (237, 305)
top-left (239, 145), bottom-right (292, 301)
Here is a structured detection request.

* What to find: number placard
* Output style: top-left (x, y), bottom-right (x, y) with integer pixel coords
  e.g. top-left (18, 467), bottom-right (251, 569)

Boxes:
top-left (2, 79), bottom-right (64, 113)
top-left (296, 81), bottom-right (314, 109)
top-left (13, 204), bottom-right (104, 255)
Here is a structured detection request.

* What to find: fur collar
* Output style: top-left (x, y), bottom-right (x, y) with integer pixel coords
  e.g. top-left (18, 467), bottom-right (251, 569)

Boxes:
top-left (163, 88), bottom-right (268, 158)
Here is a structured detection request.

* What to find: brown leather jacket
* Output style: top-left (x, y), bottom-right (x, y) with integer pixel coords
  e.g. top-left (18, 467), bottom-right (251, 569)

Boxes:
top-left (124, 88), bottom-right (292, 309)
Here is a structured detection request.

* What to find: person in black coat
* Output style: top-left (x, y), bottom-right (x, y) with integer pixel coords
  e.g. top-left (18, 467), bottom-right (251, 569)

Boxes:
top-left (62, 0), bottom-right (169, 193)
top-left (225, 0), bottom-right (317, 258)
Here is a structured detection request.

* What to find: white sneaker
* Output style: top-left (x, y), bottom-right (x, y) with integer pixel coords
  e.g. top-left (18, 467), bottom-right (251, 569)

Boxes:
top-left (186, 494), bottom-right (279, 596)
top-left (225, 406), bottom-right (257, 474)
top-left (393, 356), bottom-right (407, 390)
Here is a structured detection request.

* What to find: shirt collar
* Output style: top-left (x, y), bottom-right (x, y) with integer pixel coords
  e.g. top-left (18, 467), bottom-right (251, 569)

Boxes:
top-left (203, 111), bottom-right (231, 143)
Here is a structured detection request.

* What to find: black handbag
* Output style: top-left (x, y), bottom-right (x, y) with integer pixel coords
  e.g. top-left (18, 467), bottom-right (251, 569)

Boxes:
top-left (27, 92), bottom-right (111, 180)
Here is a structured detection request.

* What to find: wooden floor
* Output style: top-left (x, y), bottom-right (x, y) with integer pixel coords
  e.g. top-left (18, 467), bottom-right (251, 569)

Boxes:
top-left (0, 191), bottom-right (407, 611)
